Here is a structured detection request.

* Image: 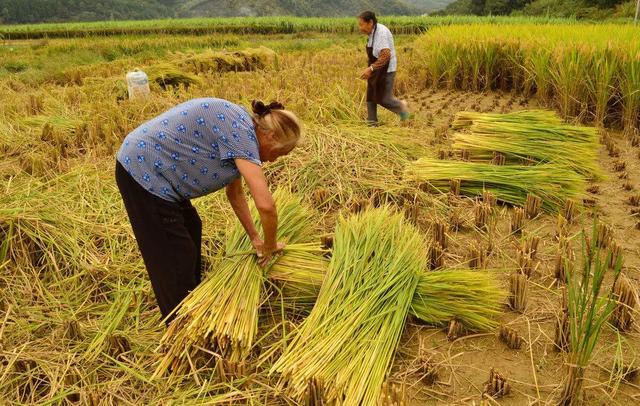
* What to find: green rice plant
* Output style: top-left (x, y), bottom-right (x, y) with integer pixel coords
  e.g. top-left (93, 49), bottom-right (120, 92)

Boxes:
top-left (550, 45), bottom-right (593, 121)
top-left (587, 47), bottom-right (619, 128)
top-left (451, 110), bottom-right (602, 179)
top-left (523, 47), bottom-right (553, 102)
top-left (414, 24), bottom-right (640, 132)
top-left (619, 53), bottom-right (640, 135)
top-left (272, 207), bottom-right (425, 405)
top-left (559, 221), bottom-right (623, 405)
top-left (154, 189), bottom-right (318, 377)
top-left (404, 158), bottom-right (587, 212)
top-left (0, 16), bottom-right (588, 40)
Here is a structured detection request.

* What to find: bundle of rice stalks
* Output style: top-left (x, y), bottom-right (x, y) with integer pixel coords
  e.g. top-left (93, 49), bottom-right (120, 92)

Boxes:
top-left (451, 110), bottom-right (602, 179)
top-left (174, 47), bottom-right (276, 74)
top-left (146, 63), bottom-right (202, 90)
top-left (404, 159), bottom-right (586, 212)
top-left (0, 175), bottom-right (97, 272)
top-left (268, 250), bottom-right (328, 315)
top-left (267, 255), bottom-right (505, 332)
top-left (154, 190), bottom-right (318, 377)
top-left (411, 269), bottom-right (505, 332)
top-left (452, 110), bottom-right (565, 130)
top-left (272, 207), bottom-right (425, 405)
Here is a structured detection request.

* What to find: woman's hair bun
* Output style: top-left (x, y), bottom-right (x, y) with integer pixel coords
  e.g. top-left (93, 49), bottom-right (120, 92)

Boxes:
top-left (252, 100), bottom-right (285, 117)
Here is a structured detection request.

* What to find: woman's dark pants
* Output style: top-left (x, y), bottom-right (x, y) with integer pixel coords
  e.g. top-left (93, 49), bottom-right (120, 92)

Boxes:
top-left (115, 160), bottom-right (202, 325)
top-left (367, 72), bottom-right (404, 123)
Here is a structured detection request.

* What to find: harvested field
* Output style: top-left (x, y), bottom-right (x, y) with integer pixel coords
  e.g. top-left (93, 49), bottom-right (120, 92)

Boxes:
top-left (0, 18), bottom-right (639, 405)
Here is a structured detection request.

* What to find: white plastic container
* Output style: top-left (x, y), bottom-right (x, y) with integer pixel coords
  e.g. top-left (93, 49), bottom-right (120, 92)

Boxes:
top-left (126, 69), bottom-right (150, 100)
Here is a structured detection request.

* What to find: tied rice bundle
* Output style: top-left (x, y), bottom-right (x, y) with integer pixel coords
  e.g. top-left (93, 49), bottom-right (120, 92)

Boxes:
top-left (153, 189), bottom-right (318, 377)
top-left (272, 207), bottom-right (425, 405)
top-left (268, 249), bottom-right (328, 314)
top-left (410, 269), bottom-right (505, 331)
top-left (404, 158), bottom-right (586, 212)
top-left (267, 254), bottom-right (505, 332)
top-left (451, 110), bottom-right (566, 129)
top-left (451, 110), bottom-right (601, 179)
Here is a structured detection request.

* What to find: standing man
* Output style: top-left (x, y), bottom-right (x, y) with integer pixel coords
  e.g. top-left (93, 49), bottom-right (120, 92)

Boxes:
top-left (358, 11), bottom-right (409, 125)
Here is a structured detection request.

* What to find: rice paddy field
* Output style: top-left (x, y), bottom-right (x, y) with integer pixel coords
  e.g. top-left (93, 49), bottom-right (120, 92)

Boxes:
top-left (1, 16), bottom-right (639, 405)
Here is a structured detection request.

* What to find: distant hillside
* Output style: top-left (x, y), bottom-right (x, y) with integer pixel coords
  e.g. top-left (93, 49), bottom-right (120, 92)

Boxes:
top-left (403, 0), bottom-right (457, 13)
top-left (0, 0), bottom-right (455, 24)
top-left (178, 0), bottom-right (415, 17)
top-left (434, 0), bottom-right (635, 18)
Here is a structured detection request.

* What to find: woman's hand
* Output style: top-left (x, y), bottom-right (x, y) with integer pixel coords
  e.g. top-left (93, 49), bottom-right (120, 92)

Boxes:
top-left (234, 159), bottom-right (281, 267)
top-left (252, 239), bottom-right (286, 267)
top-left (360, 67), bottom-right (373, 80)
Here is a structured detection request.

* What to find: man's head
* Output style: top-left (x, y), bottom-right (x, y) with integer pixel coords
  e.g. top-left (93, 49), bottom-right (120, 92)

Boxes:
top-left (358, 11), bottom-right (377, 35)
top-left (251, 100), bottom-right (301, 163)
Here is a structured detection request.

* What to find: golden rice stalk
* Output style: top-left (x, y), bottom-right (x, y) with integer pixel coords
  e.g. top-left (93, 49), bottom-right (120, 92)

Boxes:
top-left (525, 193), bottom-right (542, 219)
top-left (556, 213), bottom-right (569, 239)
top-left (564, 200), bottom-right (576, 223)
top-left (611, 276), bottom-right (638, 332)
top-left (483, 368), bottom-right (511, 399)
top-left (468, 243), bottom-right (487, 269)
top-left (498, 325), bottom-right (524, 350)
top-left (432, 220), bottom-right (447, 250)
top-left (511, 207), bottom-right (525, 234)
top-left (595, 222), bottom-right (613, 248)
top-left (450, 179), bottom-right (461, 196)
top-left (483, 190), bottom-right (497, 208)
top-left (509, 272), bottom-right (528, 312)
top-left (267, 254), bottom-right (505, 333)
top-left (474, 202), bottom-right (491, 230)
top-left (429, 243), bottom-right (445, 270)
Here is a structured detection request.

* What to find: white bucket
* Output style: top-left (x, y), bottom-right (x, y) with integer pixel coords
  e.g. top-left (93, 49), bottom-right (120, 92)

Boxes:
top-left (126, 70), bottom-right (150, 100)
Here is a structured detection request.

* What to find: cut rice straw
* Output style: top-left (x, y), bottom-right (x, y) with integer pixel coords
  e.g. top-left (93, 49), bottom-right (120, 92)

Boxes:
top-left (272, 207), bottom-right (425, 405)
top-left (404, 158), bottom-right (586, 212)
top-left (153, 189), bottom-right (318, 378)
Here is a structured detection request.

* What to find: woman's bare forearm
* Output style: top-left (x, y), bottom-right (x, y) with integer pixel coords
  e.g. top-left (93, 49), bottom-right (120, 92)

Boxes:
top-left (226, 179), bottom-right (259, 241)
top-left (371, 48), bottom-right (391, 70)
top-left (233, 159), bottom-right (278, 247)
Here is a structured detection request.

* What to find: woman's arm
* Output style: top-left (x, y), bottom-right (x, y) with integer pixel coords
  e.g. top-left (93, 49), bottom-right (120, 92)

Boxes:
top-left (370, 48), bottom-right (391, 71)
top-left (233, 159), bottom-right (282, 265)
top-left (225, 178), bottom-right (260, 244)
